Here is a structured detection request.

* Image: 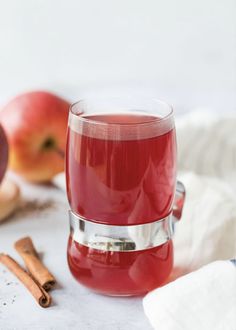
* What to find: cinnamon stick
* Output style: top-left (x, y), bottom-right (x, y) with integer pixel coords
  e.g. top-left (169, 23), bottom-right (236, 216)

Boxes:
top-left (14, 237), bottom-right (56, 291)
top-left (0, 253), bottom-right (51, 308)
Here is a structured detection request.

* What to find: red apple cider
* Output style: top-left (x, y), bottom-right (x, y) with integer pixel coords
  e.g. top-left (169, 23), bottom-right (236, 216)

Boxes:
top-left (66, 113), bottom-right (176, 295)
top-left (67, 237), bottom-right (173, 295)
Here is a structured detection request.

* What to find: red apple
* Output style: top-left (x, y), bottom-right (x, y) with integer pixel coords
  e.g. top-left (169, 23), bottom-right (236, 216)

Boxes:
top-left (0, 124), bottom-right (8, 184)
top-left (0, 91), bottom-right (70, 182)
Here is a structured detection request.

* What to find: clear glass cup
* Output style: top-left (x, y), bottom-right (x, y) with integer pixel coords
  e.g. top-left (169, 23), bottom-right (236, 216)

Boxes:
top-left (66, 97), bottom-right (185, 296)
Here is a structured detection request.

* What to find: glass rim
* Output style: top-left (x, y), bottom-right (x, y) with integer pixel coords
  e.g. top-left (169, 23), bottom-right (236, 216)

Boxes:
top-left (69, 98), bottom-right (174, 127)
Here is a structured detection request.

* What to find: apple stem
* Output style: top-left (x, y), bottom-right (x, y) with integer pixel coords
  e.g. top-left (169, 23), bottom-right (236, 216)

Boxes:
top-left (41, 138), bottom-right (65, 158)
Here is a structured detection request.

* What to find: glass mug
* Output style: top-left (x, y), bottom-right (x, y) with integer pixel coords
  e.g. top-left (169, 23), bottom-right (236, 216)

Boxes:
top-left (66, 97), bottom-right (185, 296)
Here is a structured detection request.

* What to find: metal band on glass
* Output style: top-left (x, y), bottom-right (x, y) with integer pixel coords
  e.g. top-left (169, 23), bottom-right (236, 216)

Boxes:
top-left (69, 211), bottom-right (174, 252)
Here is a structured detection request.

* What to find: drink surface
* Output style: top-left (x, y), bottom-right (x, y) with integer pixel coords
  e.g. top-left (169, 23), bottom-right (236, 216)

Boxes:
top-left (66, 113), bottom-right (176, 225)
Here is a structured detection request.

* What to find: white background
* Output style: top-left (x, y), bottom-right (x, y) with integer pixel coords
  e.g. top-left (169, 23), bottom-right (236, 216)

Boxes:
top-left (0, 0), bottom-right (235, 111)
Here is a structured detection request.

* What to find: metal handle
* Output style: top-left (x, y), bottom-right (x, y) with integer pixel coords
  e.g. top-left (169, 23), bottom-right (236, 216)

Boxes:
top-left (173, 180), bottom-right (186, 221)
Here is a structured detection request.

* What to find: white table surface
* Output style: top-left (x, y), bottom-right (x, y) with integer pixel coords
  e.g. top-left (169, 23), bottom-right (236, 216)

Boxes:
top-left (0, 176), bottom-right (153, 330)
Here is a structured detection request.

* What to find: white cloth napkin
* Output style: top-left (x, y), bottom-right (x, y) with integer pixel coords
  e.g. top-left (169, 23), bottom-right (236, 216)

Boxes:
top-left (177, 111), bottom-right (236, 187)
top-left (143, 260), bottom-right (236, 330)
top-left (143, 111), bottom-right (236, 329)
top-left (172, 171), bottom-right (236, 279)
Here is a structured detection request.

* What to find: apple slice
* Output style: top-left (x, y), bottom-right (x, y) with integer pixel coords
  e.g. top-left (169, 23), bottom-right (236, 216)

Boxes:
top-left (0, 178), bottom-right (20, 222)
